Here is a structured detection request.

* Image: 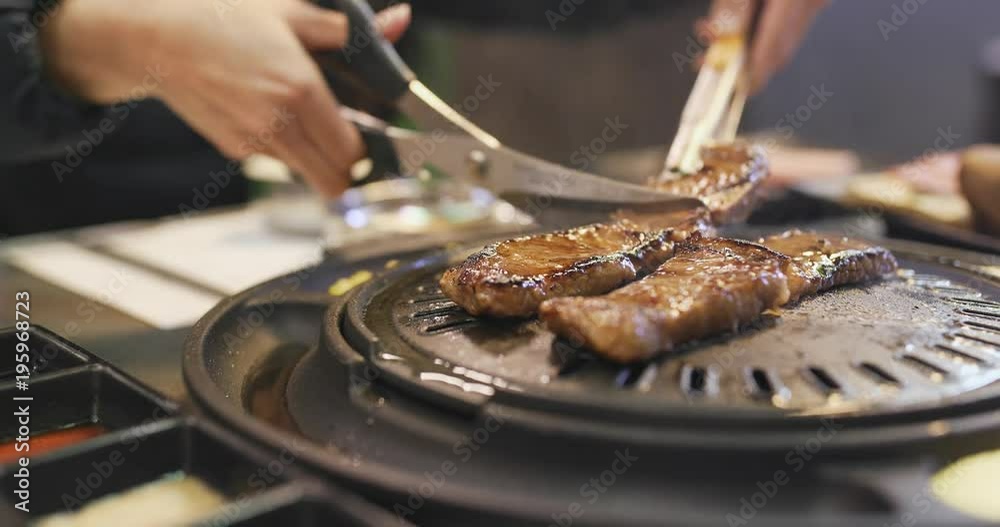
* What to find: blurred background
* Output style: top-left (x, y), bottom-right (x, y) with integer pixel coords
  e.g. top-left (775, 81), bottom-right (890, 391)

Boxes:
top-left (401, 0), bottom-right (1000, 167)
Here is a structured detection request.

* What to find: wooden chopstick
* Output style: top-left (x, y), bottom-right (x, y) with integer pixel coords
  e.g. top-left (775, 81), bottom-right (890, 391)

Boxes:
top-left (664, 35), bottom-right (748, 178)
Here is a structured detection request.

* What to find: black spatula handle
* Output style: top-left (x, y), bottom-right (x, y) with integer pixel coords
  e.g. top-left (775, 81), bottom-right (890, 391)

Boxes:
top-left (319, 0), bottom-right (415, 102)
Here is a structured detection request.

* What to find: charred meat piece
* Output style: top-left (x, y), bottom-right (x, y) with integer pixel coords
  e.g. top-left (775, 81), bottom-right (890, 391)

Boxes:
top-left (654, 144), bottom-right (769, 223)
top-left (761, 230), bottom-right (899, 301)
top-left (439, 208), bottom-right (714, 318)
top-left (539, 238), bottom-right (791, 363)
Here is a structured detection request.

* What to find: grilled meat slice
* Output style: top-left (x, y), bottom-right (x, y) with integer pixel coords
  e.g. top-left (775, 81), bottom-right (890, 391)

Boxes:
top-left (439, 208), bottom-right (713, 318)
top-left (654, 144), bottom-right (769, 223)
top-left (761, 230), bottom-right (899, 301)
top-left (539, 231), bottom-right (898, 363)
top-left (539, 238), bottom-right (791, 363)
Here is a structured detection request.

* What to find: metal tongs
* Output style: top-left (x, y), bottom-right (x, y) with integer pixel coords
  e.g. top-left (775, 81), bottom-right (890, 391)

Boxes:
top-left (315, 0), bottom-right (702, 208)
top-left (664, 0), bottom-right (764, 177)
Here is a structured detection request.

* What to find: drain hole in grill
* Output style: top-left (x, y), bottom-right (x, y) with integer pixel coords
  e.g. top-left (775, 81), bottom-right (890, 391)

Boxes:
top-left (900, 355), bottom-right (949, 379)
top-left (962, 320), bottom-right (1000, 334)
top-left (688, 367), bottom-right (707, 392)
top-left (746, 368), bottom-right (776, 398)
top-left (615, 366), bottom-right (644, 388)
top-left (552, 341), bottom-right (592, 377)
top-left (949, 297), bottom-right (1000, 309)
top-left (955, 331), bottom-right (1000, 349)
top-left (806, 367), bottom-right (842, 393)
top-left (856, 362), bottom-right (901, 386)
top-left (935, 343), bottom-right (990, 364)
top-left (411, 305), bottom-right (462, 320)
top-left (422, 318), bottom-right (478, 335)
top-left (961, 308), bottom-right (1000, 322)
top-left (680, 365), bottom-right (708, 395)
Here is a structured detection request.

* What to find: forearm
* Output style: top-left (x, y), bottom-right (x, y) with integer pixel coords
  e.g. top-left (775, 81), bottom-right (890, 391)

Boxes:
top-left (0, 1), bottom-right (115, 163)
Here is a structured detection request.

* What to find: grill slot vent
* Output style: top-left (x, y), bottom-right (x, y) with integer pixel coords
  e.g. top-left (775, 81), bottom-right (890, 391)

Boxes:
top-left (900, 354), bottom-right (950, 380)
top-left (855, 362), bottom-right (901, 386)
top-left (935, 343), bottom-right (991, 365)
top-left (746, 368), bottom-right (779, 399)
top-left (411, 305), bottom-right (463, 320)
top-left (422, 318), bottom-right (479, 335)
top-left (962, 319), bottom-right (1000, 334)
top-left (615, 366), bottom-right (644, 388)
top-left (949, 297), bottom-right (1000, 309)
top-left (409, 295), bottom-right (450, 305)
top-left (955, 331), bottom-right (1000, 349)
top-left (961, 308), bottom-right (1000, 322)
top-left (805, 367), bottom-right (842, 393)
top-left (679, 365), bottom-right (706, 395)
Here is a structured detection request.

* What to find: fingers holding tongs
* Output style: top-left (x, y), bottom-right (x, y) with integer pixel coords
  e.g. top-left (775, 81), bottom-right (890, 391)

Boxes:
top-left (663, 0), bottom-right (764, 178)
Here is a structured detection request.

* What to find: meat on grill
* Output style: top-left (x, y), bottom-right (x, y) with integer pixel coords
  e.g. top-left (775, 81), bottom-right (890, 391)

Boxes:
top-left (438, 208), bottom-right (713, 318)
top-left (653, 144), bottom-right (769, 224)
top-left (539, 232), bottom-right (898, 363)
top-left (440, 143), bottom-right (768, 318)
top-left (761, 230), bottom-right (899, 301)
top-left (539, 237), bottom-right (791, 363)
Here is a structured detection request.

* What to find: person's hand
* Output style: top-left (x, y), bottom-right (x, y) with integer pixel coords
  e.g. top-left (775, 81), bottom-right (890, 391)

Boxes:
top-left (41, 0), bottom-right (412, 197)
top-left (699, 0), bottom-right (828, 93)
